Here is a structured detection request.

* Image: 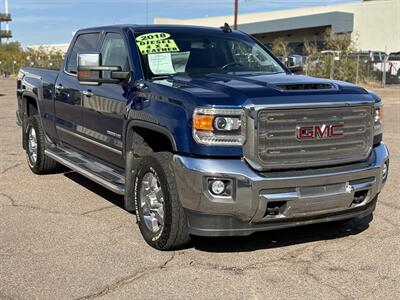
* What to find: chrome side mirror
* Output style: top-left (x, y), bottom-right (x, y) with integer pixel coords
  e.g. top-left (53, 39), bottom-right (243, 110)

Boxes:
top-left (77, 53), bottom-right (129, 85)
top-left (287, 55), bottom-right (304, 74)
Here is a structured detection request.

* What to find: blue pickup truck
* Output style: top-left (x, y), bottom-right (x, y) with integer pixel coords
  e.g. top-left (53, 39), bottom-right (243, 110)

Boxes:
top-left (16, 24), bottom-right (389, 250)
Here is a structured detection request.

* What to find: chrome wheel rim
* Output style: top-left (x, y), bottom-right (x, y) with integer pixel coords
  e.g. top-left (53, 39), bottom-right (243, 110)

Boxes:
top-left (140, 172), bottom-right (165, 234)
top-left (27, 126), bottom-right (38, 166)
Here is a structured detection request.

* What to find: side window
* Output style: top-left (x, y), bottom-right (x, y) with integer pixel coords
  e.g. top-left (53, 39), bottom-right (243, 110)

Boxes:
top-left (101, 33), bottom-right (130, 79)
top-left (66, 33), bottom-right (99, 74)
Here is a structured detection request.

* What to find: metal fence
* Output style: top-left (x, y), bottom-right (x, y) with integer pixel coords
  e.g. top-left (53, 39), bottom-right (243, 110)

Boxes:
top-left (303, 53), bottom-right (400, 87)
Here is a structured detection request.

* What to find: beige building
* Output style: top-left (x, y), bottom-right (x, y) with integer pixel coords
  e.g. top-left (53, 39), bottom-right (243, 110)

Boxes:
top-left (155, 0), bottom-right (400, 53)
top-left (27, 43), bottom-right (70, 54)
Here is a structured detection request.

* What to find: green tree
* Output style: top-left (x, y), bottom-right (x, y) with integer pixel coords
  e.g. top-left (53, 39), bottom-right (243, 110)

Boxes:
top-left (0, 41), bottom-right (24, 75)
top-left (0, 41), bottom-right (64, 76)
top-left (303, 28), bottom-right (370, 84)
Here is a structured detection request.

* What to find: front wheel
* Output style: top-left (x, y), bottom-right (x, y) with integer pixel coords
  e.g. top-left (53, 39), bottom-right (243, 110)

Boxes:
top-left (134, 152), bottom-right (191, 250)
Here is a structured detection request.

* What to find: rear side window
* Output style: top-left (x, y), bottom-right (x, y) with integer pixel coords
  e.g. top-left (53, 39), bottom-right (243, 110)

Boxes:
top-left (66, 33), bottom-right (99, 74)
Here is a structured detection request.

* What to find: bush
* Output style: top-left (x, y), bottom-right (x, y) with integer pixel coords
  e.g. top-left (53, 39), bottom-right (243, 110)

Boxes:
top-left (272, 28), bottom-right (375, 84)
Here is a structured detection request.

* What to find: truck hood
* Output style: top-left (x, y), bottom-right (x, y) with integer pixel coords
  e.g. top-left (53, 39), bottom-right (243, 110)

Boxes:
top-left (149, 73), bottom-right (377, 107)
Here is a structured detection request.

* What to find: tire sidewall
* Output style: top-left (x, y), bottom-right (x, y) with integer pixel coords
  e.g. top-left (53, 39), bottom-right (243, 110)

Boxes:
top-left (134, 157), bottom-right (172, 249)
top-left (25, 116), bottom-right (43, 173)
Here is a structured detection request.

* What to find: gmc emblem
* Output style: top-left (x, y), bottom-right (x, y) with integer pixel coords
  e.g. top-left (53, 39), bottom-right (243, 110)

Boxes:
top-left (296, 124), bottom-right (344, 140)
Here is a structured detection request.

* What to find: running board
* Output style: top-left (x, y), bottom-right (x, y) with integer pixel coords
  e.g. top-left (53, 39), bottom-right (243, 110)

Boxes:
top-left (45, 147), bottom-right (125, 195)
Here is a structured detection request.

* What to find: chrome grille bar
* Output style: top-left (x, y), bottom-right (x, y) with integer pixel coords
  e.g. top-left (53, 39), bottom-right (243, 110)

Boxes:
top-left (256, 105), bottom-right (374, 169)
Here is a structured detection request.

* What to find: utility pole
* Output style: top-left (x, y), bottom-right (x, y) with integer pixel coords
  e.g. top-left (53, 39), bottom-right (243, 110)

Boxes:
top-left (234, 0), bottom-right (238, 30)
top-left (382, 45), bottom-right (387, 88)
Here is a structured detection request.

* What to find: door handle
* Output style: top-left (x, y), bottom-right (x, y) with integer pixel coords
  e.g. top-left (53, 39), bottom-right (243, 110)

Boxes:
top-left (55, 84), bottom-right (64, 91)
top-left (82, 90), bottom-right (94, 97)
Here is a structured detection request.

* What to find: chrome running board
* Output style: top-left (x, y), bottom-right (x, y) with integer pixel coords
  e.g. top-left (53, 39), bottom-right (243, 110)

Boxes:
top-left (45, 147), bottom-right (125, 195)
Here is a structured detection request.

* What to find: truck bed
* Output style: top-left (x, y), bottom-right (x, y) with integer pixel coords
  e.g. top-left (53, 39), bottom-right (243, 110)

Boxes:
top-left (20, 67), bottom-right (60, 84)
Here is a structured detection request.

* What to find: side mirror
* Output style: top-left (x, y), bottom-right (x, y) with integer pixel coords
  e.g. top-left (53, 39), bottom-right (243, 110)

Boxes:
top-left (77, 53), bottom-right (130, 85)
top-left (287, 55), bottom-right (304, 74)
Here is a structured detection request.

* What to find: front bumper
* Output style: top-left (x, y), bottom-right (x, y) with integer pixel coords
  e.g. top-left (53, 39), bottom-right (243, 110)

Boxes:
top-left (173, 143), bottom-right (389, 236)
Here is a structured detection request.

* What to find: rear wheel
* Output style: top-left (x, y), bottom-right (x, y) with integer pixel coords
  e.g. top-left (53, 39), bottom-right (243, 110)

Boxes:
top-left (25, 115), bottom-right (59, 174)
top-left (134, 152), bottom-right (191, 250)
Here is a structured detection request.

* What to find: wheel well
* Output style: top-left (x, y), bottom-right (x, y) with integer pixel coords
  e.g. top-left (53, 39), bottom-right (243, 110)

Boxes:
top-left (127, 126), bottom-right (175, 156)
top-left (25, 96), bottom-right (38, 116)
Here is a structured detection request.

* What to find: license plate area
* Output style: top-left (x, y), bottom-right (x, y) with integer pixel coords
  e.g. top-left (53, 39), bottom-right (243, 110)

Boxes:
top-left (258, 178), bottom-right (375, 220)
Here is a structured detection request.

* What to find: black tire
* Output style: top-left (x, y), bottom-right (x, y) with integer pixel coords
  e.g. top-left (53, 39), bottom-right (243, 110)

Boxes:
top-left (25, 115), bottom-right (59, 174)
top-left (134, 152), bottom-right (191, 250)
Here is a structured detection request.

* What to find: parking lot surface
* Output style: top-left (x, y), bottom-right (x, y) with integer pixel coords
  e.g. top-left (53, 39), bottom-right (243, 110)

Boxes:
top-left (0, 79), bottom-right (399, 299)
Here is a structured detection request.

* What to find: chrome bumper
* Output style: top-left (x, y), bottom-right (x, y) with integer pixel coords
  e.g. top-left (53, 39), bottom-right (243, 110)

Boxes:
top-left (173, 143), bottom-right (389, 236)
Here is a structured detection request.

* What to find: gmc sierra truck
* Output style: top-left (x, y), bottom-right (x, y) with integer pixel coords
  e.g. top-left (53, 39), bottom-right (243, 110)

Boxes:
top-left (16, 25), bottom-right (389, 250)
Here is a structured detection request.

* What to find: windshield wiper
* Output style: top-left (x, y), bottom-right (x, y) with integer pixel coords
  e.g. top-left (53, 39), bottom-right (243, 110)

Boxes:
top-left (263, 71), bottom-right (286, 75)
top-left (150, 75), bottom-right (173, 80)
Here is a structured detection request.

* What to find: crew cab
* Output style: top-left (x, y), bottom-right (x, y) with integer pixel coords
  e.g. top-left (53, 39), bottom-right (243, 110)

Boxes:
top-left (16, 25), bottom-right (389, 250)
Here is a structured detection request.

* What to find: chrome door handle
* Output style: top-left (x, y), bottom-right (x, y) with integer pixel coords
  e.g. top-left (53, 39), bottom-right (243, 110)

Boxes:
top-left (82, 90), bottom-right (94, 97)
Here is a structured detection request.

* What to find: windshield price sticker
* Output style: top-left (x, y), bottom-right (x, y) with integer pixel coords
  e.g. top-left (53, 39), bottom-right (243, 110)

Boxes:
top-left (136, 32), bottom-right (171, 42)
top-left (136, 32), bottom-right (180, 55)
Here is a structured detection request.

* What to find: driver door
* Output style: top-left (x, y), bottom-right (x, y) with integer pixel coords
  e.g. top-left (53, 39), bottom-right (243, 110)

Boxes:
top-left (54, 32), bottom-right (100, 152)
top-left (80, 32), bottom-right (131, 168)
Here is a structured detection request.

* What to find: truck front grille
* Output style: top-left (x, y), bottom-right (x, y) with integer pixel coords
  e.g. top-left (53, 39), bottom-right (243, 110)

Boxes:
top-left (257, 105), bottom-right (374, 169)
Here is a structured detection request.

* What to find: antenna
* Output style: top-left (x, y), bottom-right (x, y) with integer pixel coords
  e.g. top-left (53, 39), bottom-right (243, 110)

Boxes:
top-left (221, 23), bottom-right (232, 33)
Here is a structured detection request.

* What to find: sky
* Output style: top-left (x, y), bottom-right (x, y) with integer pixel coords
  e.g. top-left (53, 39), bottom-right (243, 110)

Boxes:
top-left (2, 0), bottom-right (360, 47)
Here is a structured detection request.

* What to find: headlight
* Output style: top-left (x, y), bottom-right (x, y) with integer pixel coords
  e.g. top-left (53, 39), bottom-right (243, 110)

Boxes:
top-left (193, 108), bottom-right (246, 146)
top-left (374, 105), bottom-right (383, 137)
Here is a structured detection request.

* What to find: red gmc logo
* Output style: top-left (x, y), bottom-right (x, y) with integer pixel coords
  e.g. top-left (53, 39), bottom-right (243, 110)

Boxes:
top-left (296, 124), bottom-right (344, 140)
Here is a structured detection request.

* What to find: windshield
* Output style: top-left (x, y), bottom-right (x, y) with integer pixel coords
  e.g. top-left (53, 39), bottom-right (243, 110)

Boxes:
top-left (135, 30), bottom-right (285, 79)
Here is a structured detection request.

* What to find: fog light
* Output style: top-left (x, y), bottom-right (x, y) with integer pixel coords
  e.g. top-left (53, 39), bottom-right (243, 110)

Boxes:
top-left (210, 180), bottom-right (226, 195)
top-left (382, 162), bottom-right (388, 181)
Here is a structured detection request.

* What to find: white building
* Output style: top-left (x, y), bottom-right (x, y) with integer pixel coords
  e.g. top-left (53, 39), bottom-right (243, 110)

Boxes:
top-left (27, 43), bottom-right (70, 54)
top-left (155, 0), bottom-right (400, 53)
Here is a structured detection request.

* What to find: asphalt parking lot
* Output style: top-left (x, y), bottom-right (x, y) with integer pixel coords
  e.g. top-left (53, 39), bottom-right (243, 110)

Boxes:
top-left (0, 78), bottom-right (399, 299)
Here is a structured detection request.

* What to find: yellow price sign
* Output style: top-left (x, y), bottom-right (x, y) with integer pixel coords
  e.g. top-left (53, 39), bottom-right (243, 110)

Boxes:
top-left (136, 32), bottom-right (180, 55)
top-left (136, 32), bottom-right (171, 42)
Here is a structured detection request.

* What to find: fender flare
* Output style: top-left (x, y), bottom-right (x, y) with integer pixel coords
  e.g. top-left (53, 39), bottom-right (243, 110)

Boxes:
top-left (21, 90), bottom-right (41, 115)
top-left (20, 91), bottom-right (42, 150)
top-left (123, 120), bottom-right (178, 212)
top-left (124, 120), bottom-right (178, 154)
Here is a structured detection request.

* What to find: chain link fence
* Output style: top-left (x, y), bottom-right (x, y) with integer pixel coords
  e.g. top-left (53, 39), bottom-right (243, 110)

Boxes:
top-left (303, 52), bottom-right (400, 87)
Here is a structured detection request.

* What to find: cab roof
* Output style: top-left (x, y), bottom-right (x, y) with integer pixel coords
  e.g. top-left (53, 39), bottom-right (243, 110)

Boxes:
top-left (77, 24), bottom-right (235, 34)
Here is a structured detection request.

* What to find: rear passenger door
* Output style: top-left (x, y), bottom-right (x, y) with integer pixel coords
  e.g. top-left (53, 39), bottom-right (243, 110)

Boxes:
top-left (54, 32), bottom-right (100, 151)
top-left (80, 32), bottom-right (131, 168)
